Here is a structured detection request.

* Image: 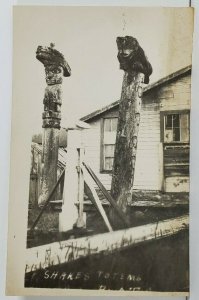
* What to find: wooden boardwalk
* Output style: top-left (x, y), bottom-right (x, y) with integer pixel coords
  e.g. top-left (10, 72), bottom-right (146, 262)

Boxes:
top-left (25, 214), bottom-right (188, 273)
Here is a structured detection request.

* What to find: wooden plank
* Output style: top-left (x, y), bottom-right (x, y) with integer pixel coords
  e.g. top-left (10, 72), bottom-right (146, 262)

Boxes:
top-left (164, 155), bottom-right (189, 164)
top-left (25, 214), bottom-right (189, 273)
top-left (83, 165), bottom-right (113, 232)
top-left (81, 199), bottom-right (189, 208)
top-left (84, 163), bottom-right (130, 227)
top-left (164, 147), bottom-right (189, 154)
top-left (164, 165), bottom-right (189, 177)
top-left (165, 177), bottom-right (189, 193)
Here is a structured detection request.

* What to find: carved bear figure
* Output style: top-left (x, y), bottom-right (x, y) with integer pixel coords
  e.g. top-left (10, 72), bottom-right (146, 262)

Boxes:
top-left (117, 36), bottom-right (152, 84)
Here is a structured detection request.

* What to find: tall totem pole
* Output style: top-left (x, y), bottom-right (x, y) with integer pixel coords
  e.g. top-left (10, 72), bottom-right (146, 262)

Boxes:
top-left (36, 44), bottom-right (71, 206)
top-left (111, 36), bottom-right (152, 224)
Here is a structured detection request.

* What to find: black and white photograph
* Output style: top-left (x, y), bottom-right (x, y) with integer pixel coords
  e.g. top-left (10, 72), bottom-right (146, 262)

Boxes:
top-left (6, 5), bottom-right (194, 296)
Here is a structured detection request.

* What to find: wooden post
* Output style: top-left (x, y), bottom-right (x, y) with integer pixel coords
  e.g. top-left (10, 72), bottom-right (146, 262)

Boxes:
top-left (76, 148), bottom-right (86, 228)
top-left (59, 129), bottom-right (80, 232)
top-left (59, 122), bottom-right (91, 232)
top-left (36, 44), bottom-right (71, 206)
top-left (110, 36), bottom-right (152, 223)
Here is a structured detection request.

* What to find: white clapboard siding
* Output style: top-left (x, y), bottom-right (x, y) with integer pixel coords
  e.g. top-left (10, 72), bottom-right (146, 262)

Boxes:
top-left (133, 103), bottom-right (160, 190)
top-left (83, 122), bottom-right (101, 177)
top-left (160, 74), bottom-right (191, 111)
top-left (82, 101), bottom-right (161, 191)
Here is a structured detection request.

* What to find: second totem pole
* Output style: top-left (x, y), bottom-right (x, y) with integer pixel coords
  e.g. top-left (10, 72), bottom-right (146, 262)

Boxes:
top-left (110, 36), bottom-right (152, 225)
top-left (36, 44), bottom-right (71, 206)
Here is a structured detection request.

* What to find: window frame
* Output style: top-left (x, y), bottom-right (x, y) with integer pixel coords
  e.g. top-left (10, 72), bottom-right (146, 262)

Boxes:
top-left (160, 110), bottom-right (190, 144)
top-left (100, 115), bottom-right (118, 173)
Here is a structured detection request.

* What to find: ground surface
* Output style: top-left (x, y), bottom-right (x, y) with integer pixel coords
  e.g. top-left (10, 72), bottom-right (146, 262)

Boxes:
top-left (27, 191), bottom-right (189, 248)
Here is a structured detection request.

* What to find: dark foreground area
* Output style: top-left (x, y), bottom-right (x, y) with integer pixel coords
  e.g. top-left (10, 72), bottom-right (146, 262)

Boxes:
top-left (25, 230), bottom-right (189, 292)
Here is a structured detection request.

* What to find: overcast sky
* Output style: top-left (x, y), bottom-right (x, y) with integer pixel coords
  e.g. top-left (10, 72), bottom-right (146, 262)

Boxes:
top-left (13, 6), bottom-right (193, 132)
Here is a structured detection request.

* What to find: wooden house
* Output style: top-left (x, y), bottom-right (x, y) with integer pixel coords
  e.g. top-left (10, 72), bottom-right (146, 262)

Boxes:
top-left (80, 66), bottom-right (191, 193)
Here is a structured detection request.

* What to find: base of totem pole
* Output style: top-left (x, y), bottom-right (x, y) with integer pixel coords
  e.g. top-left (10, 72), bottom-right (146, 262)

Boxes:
top-left (108, 207), bottom-right (131, 230)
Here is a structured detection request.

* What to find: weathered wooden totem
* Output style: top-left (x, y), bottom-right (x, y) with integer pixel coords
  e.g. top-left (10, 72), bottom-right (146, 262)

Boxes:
top-left (111, 36), bottom-right (152, 222)
top-left (36, 44), bottom-right (71, 206)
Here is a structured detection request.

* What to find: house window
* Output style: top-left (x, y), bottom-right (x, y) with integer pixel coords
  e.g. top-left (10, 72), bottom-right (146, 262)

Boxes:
top-left (101, 118), bottom-right (118, 171)
top-left (164, 112), bottom-right (189, 143)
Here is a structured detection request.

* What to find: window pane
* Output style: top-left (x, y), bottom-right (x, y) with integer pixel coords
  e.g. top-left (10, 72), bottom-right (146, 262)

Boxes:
top-left (164, 113), bottom-right (186, 142)
top-left (104, 158), bottom-right (114, 170)
top-left (104, 145), bottom-right (115, 157)
top-left (181, 127), bottom-right (189, 142)
top-left (104, 119), bottom-right (111, 132)
top-left (173, 127), bottom-right (180, 141)
top-left (164, 129), bottom-right (173, 143)
top-left (165, 115), bottom-right (172, 129)
top-left (180, 114), bottom-right (189, 142)
top-left (172, 114), bottom-right (180, 128)
top-left (111, 118), bottom-right (118, 132)
top-left (104, 131), bottom-right (117, 144)
top-left (181, 114), bottom-right (188, 128)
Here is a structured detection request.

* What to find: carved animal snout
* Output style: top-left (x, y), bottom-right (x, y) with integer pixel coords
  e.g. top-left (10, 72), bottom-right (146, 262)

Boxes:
top-left (46, 72), bottom-right (53, 79)
top-left (119, 49), bottom-right (133, 57)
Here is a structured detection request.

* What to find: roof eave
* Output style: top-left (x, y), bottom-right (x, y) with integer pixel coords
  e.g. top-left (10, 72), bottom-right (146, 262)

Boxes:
top-left (80, 65), bottom-right (192, 122)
